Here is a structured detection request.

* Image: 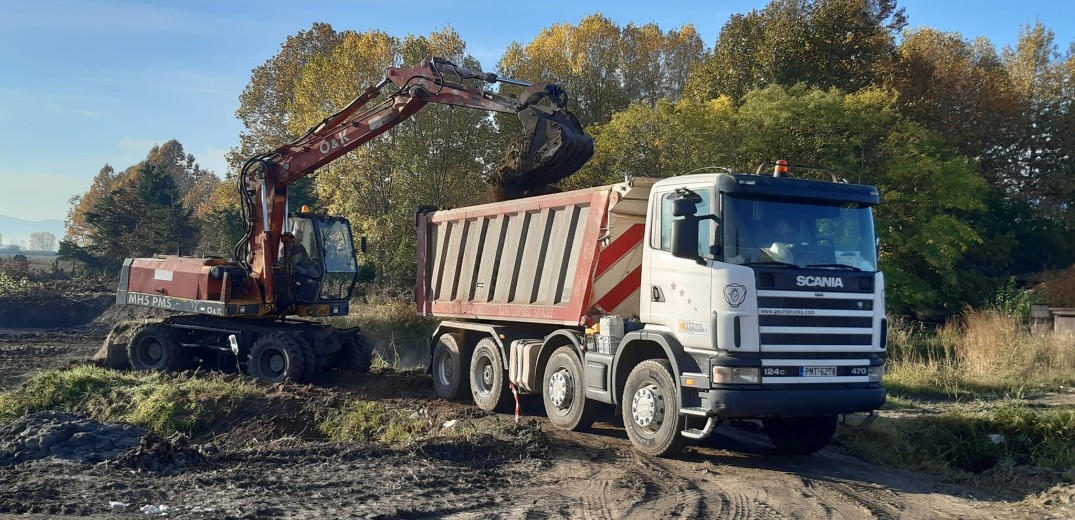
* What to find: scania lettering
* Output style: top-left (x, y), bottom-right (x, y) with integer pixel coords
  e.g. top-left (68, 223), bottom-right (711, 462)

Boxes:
top-left (418, 160), bottom-right (887, 457)
top-left (796, 276), bottom-right (845, 288)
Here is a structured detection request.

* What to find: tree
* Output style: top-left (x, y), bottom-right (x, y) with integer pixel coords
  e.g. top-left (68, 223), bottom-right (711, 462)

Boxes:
top-left (498, 14), bottom-right (705, 127)
top-left (687, 0), bottom-right (905, 100)
top-left (1001, 23), bottom-right (1074, 225)
top-left (579, 84), bottom-right (986, 315)
top-left (143, 140), bottom-right (220, 214)
top-left (66, 164), bottom-right (117, 246)
top-left (60, 143), bottom-right (205, 272)
top-left (28, 232), bottom-right (56, 252)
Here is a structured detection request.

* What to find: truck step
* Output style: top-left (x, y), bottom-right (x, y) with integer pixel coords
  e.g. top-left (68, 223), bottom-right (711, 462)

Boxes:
top-left (681, 416), bottom-right (719, 440)
top-left (681, 407), bottom-right (709, 417)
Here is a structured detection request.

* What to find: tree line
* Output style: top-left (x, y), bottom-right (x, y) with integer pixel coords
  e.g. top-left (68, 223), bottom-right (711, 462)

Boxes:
top-left (61, 0), bottom-right (1075, 318)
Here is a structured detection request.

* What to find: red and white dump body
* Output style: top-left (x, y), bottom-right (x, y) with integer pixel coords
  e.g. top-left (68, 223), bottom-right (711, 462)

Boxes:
top-left (416, 179), bottom-right (654, 326)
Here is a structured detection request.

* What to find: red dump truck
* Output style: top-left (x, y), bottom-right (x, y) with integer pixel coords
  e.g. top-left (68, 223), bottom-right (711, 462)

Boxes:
top-left (416, 163), bottom-right (887, 456)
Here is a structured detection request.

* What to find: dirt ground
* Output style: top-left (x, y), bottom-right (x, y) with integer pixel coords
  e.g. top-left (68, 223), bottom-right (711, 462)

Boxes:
top-left (0, 321), bottom-right (1072, 519)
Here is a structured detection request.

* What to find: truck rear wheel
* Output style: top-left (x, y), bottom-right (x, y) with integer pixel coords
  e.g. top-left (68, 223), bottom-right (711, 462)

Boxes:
top-left (128, 324), bottom-right (189, 372)
top-left (432, 333), bottom-right (470, 400)
top-left (762, 415), bottom-right (838, 455)
top-left (247, 333), bottom-right (308, 383)
top-left (542, 346), bottom-right (596, 431)
top-left (470, 338), bottom-right (511, 412)
top-left (622, 359), bottom-right (684, 457)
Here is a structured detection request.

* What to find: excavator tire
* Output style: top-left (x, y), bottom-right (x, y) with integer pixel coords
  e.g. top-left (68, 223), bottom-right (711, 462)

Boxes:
top-left (341, 333), bottom-right (373, 373)
top-left (246, 332), bottom-right (308, 383)
top-left (128, 324), bottom-right (190, 372)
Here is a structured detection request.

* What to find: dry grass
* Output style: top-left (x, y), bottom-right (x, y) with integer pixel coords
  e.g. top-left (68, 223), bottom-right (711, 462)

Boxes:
top-left (845, 308), bottom-right (1075, 482)
top-left (955, 309), bottom-right (1075, 382)
top-left (885, 309), bottom-right (1075, 398)
top-left (326, 290), bottom-right (437, 369)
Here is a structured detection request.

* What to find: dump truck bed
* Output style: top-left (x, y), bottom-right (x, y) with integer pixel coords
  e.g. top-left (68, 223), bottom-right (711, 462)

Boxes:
top-left (416, 179), bottom-right (654, 326)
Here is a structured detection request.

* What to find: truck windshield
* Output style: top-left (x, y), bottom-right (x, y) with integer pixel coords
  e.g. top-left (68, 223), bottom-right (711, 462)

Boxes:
top-left (722, 193), bottom-right (877, 271)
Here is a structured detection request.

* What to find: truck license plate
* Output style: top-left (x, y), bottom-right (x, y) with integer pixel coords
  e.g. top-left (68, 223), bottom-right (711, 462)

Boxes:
top-left (801, 366), bottom-right (837, 377)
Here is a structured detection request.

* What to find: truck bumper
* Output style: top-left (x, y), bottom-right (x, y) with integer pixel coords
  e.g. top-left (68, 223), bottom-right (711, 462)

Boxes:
top-left (706, 386), bottom-right (886, 418)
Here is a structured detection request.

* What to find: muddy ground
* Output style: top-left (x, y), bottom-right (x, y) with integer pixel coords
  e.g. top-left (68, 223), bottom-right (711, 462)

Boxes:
top-left (0, 320), bottom-right (1072, 518)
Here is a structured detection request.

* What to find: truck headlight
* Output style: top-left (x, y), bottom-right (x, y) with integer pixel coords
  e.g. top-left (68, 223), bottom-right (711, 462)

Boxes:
top-left (868, 364), bottom-right (885, 382)
top-left (712, 366), bottom-right (760, 384)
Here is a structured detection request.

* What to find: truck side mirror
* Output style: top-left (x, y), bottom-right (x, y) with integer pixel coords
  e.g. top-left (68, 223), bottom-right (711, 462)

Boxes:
top-left (671, 198), bottom-right (697, 217)
top-left (671, 217), bottom-right (703, 264)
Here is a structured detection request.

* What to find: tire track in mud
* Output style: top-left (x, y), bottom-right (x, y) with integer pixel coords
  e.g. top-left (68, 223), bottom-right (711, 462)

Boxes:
top-left (535, 431), bottom-right (771, 520)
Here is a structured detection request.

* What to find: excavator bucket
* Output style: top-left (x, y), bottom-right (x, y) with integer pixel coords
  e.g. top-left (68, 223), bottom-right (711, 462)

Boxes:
top-left (491, 87), bottom-right (595, 200)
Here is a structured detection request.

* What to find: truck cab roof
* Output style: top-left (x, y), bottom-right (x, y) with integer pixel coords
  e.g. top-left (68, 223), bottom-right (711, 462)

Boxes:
top-left (650, 171), bottom-right (880, 206)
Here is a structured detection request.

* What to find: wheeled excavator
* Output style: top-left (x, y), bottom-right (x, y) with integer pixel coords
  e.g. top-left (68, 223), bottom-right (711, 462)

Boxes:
top-left (101, 58), bottom-right (594, 383)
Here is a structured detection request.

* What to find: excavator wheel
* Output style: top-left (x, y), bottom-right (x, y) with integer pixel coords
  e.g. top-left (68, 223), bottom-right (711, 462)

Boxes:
top-left (246, 332), bottom-right (308, 383)
top-left (127, 324), bottom-right (190, 372)
top-left (341, 333), bottom-right (373, 373)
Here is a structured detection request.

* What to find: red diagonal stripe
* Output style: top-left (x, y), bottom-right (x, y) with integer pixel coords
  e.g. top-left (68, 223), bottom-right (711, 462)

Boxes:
top-left (595, 224), bottom-right (644, 278)
top-left (595, 265), bottom-right (642, 314)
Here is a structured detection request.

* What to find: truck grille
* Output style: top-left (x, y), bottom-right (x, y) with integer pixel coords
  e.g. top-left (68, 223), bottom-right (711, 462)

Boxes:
top-left (756, 290), bottom-right (878, 352)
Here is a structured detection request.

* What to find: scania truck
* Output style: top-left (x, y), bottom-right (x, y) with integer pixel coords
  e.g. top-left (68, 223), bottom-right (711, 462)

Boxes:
top-left (416, 161), bottom-right (886, 456)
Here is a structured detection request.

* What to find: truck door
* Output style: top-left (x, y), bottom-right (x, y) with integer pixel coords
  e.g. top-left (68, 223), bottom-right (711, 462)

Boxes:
top-left (643, 187), bottom-right (715, 350)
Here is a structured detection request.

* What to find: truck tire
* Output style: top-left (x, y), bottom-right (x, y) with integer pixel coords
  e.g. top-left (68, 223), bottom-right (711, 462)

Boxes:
top-left (341, 334), bottom-right (373, 373)
top-left (432, 333), bottom-right (470, 400)
top-left (470, 338), bottom-right (511, 412)
top-left (542, 346), bottom-right (596, 431)
top-left (622, 359), bottom-right (684, 457)
top-left (247, 332), bottom-right (308, 383)
top-left (128, 324), bottom-right (189, 372)
top-left (763, 415), bottom-right (838, 455)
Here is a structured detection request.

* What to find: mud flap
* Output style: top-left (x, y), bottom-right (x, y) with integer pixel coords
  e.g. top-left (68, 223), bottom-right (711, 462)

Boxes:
top-left (92, 321), bottom-right (137, 369)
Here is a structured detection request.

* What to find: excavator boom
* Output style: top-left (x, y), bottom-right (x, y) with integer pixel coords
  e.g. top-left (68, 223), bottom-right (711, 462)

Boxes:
top-left (235, 58), bottom-right (594, 308)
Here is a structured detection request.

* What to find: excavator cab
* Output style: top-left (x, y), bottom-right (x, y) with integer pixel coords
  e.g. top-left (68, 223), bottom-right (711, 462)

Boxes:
top-left (283, 213), bottom-right (359, 311)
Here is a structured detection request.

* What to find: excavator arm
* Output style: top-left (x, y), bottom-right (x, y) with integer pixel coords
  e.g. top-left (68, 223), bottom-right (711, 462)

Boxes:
top-left (236, 58), bottom-right (594, 307)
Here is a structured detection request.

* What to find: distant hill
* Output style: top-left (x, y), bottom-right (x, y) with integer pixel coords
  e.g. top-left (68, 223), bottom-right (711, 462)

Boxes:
top-left (0, 215), bottom-right (65, 250)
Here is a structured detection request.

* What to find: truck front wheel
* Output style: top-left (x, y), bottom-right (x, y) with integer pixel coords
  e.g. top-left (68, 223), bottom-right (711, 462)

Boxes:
top-left (762, 415), bottom-right (838, 455)
top-left (622, 359), bottom-right (684, 457)
top-left (432, 334), bottom-right (470, 400)
top-left (470, 338), bottom-right (511, 412)
top-left (542, 346), bottom-right (596, 431)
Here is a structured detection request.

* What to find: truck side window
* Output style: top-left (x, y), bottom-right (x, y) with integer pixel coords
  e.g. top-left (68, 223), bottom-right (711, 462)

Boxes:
top-left (656, 190), bottom-right (712, 256)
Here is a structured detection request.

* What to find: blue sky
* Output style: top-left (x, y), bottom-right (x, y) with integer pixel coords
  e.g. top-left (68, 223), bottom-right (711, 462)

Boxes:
top-left (0, 0), bottom-right (1072, 222)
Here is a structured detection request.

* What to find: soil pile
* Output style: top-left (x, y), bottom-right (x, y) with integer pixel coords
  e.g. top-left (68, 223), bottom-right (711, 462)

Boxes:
top-left (0, 411), bottom-right (144, 465)
top-left (0, 279), bottom-right (114, 328)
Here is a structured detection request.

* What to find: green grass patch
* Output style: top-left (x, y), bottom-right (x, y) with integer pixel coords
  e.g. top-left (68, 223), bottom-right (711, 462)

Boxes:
top-left (319, 400), bottom-right (428, 443)
top-left (0, 365), bottom-right (259, 437)
top-left (838, 402), bottom-right (1075, 480)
